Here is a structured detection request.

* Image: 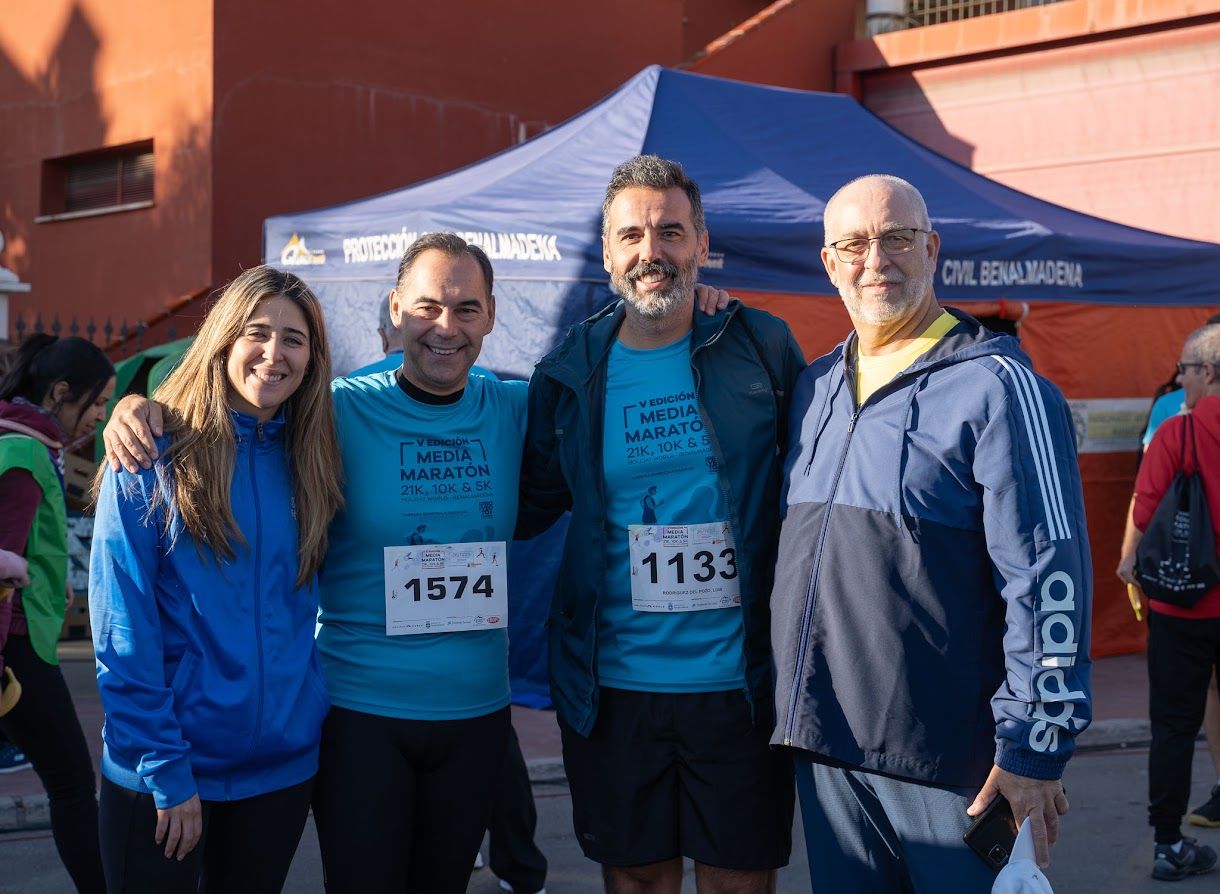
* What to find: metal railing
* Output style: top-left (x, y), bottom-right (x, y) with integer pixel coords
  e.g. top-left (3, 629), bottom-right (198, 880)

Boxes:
top-left (8, 311), bottom-right (179, 359)
top-left (906, 0), bottom-right (1065, 27)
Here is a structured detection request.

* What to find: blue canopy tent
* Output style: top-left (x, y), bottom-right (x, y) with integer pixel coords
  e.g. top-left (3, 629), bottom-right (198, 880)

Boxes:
top-left (266, 66), bottom-right (1220, 694)
top-left (265, 64), bottom-right (1219, 377)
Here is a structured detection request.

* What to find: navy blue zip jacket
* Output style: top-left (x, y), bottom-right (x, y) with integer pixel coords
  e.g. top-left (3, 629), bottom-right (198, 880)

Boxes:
top-left (90, 411), bottom-right (329, 808)
top-left (771, 309), bottom-right (1092, 789)
top-left (518, 299), bottom-right (805, 736)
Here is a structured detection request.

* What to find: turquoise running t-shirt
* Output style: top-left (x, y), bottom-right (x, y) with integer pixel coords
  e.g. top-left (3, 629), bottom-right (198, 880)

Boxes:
top-left (598, 336), bottom-right (746, 692)
top-left (1144, 388), bottom-right (1185, 446)
top-left (319, 371), bottom-right (526, 719)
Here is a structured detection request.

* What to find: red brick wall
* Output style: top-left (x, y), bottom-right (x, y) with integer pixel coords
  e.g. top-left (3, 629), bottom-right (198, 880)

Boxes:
top-left (0, 0), bottom-right (214, 341)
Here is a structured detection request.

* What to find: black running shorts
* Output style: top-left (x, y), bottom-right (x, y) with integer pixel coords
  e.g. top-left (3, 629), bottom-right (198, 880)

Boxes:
top-left (559, 687), bottom-right (794, 869)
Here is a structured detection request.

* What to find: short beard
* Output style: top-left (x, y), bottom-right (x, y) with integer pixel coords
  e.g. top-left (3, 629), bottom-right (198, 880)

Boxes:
top-left (611, 258), bottom-right (697, 320)
top-left (842, 268), bottom-right (933, 327)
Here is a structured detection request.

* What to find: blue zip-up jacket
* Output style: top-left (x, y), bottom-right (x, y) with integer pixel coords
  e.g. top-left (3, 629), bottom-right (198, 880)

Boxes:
top-left (518, 299), bottom-right (805, 736)
top-left (771, 309), bottom-right (1092, 789)
top-left (90, 411), bottom-right (329, 808)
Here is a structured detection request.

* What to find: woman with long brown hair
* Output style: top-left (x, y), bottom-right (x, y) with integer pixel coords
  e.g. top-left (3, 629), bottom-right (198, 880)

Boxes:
top-left (89, 266), bottom-right (342, 892)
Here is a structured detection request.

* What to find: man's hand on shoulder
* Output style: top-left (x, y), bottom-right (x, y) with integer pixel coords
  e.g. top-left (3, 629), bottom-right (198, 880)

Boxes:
top-left (103, 395), bottom-right (164, 473)
top-left (968, 764), bottom-right (1069, 869)
top-left (695, 284), bottom-right (734, 316)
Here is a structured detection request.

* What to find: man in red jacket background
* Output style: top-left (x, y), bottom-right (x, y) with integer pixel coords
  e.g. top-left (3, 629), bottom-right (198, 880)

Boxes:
top-left (1118, 322), bottom-right (1220, 882)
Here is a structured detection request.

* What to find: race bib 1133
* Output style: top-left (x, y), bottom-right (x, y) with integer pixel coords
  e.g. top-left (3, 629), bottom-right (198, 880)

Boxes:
top-left (627, 523), bottom-right (740, 613)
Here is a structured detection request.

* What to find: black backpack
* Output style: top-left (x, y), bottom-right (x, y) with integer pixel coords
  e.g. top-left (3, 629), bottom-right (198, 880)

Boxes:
top-left (1135, 415), bottom-right (1220, 607)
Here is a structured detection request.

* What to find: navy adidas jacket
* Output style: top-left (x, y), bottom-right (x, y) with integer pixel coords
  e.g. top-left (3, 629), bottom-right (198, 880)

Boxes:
top-left (771, 309), bottom-right (1092, 789)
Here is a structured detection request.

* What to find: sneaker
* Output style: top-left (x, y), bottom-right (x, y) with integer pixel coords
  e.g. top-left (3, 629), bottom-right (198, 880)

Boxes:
top-left (498, 881), bottom-right (547, 894)
top-left (1188, 784), bottom-right (1220, 828)
top-left (1152, 837), bottom-right (1217, 881)
top-left (0, 741), bottom-right (31, 774)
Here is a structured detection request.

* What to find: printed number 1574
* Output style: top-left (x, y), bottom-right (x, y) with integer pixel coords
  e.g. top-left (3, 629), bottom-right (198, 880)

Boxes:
top-left (403, 575), bottom-right (493, 601)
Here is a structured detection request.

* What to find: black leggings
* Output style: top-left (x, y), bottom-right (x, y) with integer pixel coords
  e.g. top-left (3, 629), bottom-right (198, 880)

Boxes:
top-left (313, 705), bottom-right (510, 893)
top-left (98, 775), bottom-right (314, 893)
top-left (0, 634), bottom-right (104, 894)
top-left (1148, 613), bottom-right (1220, 843)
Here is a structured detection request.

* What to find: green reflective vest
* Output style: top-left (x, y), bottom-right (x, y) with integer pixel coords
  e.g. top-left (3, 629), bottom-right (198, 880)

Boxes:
top-left (0, 434), bottom-right (67, 666)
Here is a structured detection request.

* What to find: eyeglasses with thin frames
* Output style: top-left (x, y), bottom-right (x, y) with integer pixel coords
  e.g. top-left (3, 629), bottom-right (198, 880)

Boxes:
top-left (826, 228), bottom-right (930, 264)
top-left (1177, 361), bottom-right (1207, 375)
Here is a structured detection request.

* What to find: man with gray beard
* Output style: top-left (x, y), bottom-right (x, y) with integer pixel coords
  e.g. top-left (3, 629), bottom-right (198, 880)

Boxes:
top-left (518, 155), bottom-right (805, 894)
top-left (771, 174), bottom-right (1092, 891)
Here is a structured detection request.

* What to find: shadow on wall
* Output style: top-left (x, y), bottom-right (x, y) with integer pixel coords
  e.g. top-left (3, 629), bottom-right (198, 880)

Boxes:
top-left (860, 69), bottom-right (977, 173)
top-left (0, 2), bottom-right (213, 360)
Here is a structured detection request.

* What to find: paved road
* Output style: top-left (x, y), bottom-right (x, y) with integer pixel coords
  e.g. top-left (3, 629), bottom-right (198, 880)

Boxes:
top-left (4, 744), bottom-right (1217, 892)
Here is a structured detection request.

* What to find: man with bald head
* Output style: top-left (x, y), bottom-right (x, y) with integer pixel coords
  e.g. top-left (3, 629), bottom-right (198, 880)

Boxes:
top-left (770, 175), bottom-right (1093, 889)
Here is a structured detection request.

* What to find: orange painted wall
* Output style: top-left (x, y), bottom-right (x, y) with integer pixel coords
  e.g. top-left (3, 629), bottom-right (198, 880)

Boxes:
top-left (208, 0), bottom-right (681, 287)
top-left (3, 1), bottom-right (776, 340)
top-left (860, 19), bottom-right (1220, 243)
top-left (685, 0), bottom-right (857, 92)
top-left (0, 0), bottom-right (214, 339)
top-left (682, 1), bottom-right (780, 58)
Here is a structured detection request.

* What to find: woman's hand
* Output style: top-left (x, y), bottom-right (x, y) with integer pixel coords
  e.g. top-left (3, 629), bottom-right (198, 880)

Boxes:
top-left (695, 284), bottom-right (734, 315)
top-left (155, 794), bottom-right (203, 860)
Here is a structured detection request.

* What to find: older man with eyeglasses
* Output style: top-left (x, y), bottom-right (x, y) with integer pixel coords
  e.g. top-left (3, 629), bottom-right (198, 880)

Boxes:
top-left (1118, 323), bottom-right (1220, 881)
top-left (769, 174), bottom-right (1093, 892)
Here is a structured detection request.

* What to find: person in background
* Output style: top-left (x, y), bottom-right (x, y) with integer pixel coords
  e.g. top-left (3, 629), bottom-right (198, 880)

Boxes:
top-left (346, 290), bottom-right (404, 377)
top-left (1141, 313), bottom-right (1220, 449)
top-left (0, 337), bottom-right (30, 774)
top-left (0, 549), bottom-right (29, 718)
top-left (0, 334), bottom-right (114, 893)
top-left (0, 344), bottom-right (29, 771)
top-left (90, 266), bottom-right (343, 892)
top-left (1117, 323), bottom-right (1220, 880)
top-left (485, 728), bottom-right (549, 894)
top-left (0, 340), bottom-right (16, 378)
top-left (1132, 312), bottom-right (1220, 833)
top-left (1189, 675), bottom-right (1220, 829)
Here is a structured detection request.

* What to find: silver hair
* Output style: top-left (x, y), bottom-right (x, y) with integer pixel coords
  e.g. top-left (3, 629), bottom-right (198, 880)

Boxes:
top-left (1185, 323), bottom-right (1220, 367)
top-left (377, 293), bottom-right (394, 335)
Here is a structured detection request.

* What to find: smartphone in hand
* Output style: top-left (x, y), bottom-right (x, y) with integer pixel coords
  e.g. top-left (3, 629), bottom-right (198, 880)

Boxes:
top-left (963, 793), bottom-right (1018, 870)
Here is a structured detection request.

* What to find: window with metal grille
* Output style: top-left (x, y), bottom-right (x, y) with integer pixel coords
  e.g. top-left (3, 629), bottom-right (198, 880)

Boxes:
top-left (40, 140), bottom-right (154, 220)
top-left (907, 0), bottom-right (1065, 28)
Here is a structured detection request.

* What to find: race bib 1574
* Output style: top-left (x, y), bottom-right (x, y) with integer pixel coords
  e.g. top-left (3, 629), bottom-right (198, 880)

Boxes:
top-left (383, 540), bottom-right (507, 635)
